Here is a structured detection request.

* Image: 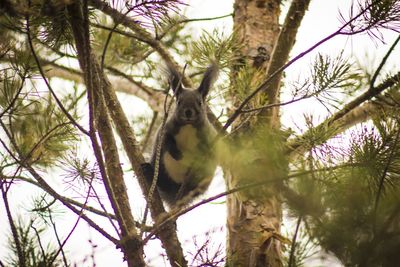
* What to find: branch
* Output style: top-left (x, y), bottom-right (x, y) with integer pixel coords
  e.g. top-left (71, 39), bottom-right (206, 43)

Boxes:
top-left (0, 135), bottom-right (119, 244)
top-left (157, 13), bottom-right (232, 40)
top-left (1, 183), bottom-right (26, 266)
top-left (223, 1), bottom-right (377, 131)
top-left (89, 0), bottom-right (188, 83)
top-left (44, 60), bottom-right (165, 112)
top-left (0, 75), bottom-right (25, 119)
top-left (67, 3), bottom-right (145, 265)
top-left (373, 119), bottom-right (400, 224)
top-left (1, 174), bottom-right (117, 219)
top-left (287, 71), bottom-right (400, 158)
top-left (98, 58), bottom-right (187, 267)
top-left (143, 163), bottom-right (356, 243)
top-left (49, 177), bottom-right (94, 266)
top-left (262, 0), bottom-right (311, 125)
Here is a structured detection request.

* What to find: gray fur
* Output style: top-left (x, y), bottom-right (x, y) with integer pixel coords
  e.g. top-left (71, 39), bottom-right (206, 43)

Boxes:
top-left (148, 63), bottom-right (219, 206)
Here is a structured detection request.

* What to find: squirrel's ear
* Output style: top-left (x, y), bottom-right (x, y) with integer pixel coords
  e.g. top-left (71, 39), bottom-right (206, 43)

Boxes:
top-left (198, 62), bottom-right (219, 99)
top-left (166, 64), bottom-right (183, 95)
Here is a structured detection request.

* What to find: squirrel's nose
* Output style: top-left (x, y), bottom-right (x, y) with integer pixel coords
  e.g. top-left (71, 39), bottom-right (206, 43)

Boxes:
top-left (185, 109), bottom-right (193, 118)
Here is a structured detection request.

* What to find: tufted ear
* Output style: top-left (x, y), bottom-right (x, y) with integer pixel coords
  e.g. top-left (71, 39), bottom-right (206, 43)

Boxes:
top-left (166, 64), bottom-right (183, 96)
top-left (198, 62), bottom-right (219, 99)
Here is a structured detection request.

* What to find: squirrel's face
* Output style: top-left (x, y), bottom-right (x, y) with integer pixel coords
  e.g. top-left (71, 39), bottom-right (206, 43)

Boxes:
top-left (174, 88), bottom-right (206, 126)
top-left (167, 62), bottom-right (218, 127)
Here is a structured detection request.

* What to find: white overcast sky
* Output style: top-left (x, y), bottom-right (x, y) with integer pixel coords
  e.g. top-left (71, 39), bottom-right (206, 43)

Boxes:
top-left (1, 1), bottom-right (399, 266)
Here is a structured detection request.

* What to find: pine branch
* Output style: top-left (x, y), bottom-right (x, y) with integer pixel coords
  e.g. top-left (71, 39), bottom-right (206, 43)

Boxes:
top-left (143, 163), bottom-right (356, 243)
top-left (0, 74), bottom-right (25, 119)
top-left (1, 174), bottom-right (117, 219)
top-left (288, 71), bottom-right (400, 158)
top-left (373, 124), bottom-right (400, 227)
top-left (0, 133), bottom-right (119, 244)
top-left (25, 13), bottom-right (90, 137)
top-left (89, 0), bottom-right (188, 83)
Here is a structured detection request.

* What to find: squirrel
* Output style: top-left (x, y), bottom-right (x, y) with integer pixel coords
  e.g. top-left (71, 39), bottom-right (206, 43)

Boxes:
top-left (143, 63), bottom-right (219, 207)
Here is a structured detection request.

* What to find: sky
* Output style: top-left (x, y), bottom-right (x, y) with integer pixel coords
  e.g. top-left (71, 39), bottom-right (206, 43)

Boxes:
top-left (1, 0), bottom-right (400, 266)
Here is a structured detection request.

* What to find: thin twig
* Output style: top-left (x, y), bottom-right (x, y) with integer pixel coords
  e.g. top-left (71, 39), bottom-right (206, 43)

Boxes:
top-left (31, 223), bottom-right (48, 265)
top-left (48, 212), bottom-right (69, 267)
top-left (1, 183), bottom-right (26, 266)
top-left (48, 174), bottom-right (94, 266)
top-left (90, 184), bottom-right (120, 235)
top-left (100, 6), bottom-right (135, 71)
top-left (288, 216), bottom-right (302, 267)
top-left (373, 124), bottom-right (400, 230)
top-left (157, 13), bottom-right (232, 40)
top-left (370, 34), bottom-right (400, 88)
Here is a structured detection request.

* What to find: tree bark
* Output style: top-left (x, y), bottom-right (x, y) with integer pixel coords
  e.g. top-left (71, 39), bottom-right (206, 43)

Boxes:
top-left (227, 1), bottom-right (282, 266)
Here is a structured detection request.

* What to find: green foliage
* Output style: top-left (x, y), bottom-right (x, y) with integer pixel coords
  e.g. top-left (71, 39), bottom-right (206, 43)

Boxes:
top-left (226, 62), bottom-right (267, 106)
top-left (340, 0), bottom-right (400, 40)
top-left (11, 97), bottom-right (78, 166)
top-left (191, 29), bottom-right (242, 69)
top-left (0, 74), bottom-right (80, 167)
top-left (5, 218), bottom-right (66, 267)
top-left (311, 53), bottom-right (361, 94)
top-left (59, 149), bottom-right (100, 189)
top-left (288, 118), bottom-right (400, 266)
top-left (92, 17), bottom-right (151, 67)
top-left (296, 52), bottom-right (363, 109)
top-left (228, 126), bottom-right (289, 200)
top-left (0, 69), bottom-right (24, 112)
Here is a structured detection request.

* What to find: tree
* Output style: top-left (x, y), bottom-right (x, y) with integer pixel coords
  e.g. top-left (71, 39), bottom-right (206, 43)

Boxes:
top-left (0, 0), bottom-right (400, 266)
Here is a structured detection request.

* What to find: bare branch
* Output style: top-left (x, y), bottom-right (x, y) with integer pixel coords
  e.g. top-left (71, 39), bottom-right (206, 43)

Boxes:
top-left (263, 0), bottom-right (312, 126)
top-left (42, 60), bottom-right (165, 112)
top-left (49, 176), bottom-right (94, 266)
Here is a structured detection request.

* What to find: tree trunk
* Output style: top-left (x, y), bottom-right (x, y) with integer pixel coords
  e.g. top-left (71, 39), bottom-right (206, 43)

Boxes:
top-left (227, 0), bottom-right (282, 266)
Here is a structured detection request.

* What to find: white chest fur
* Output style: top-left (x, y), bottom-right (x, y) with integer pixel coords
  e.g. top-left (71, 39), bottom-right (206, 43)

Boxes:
top-left (163, 125), bottom-right (200, 183)
top-left (175, 125), bottom-right (199, 151)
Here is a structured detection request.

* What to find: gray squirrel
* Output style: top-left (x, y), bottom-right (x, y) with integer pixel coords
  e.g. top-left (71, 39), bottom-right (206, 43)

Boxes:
top-left (143, 63), bottom-right (219, 206)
